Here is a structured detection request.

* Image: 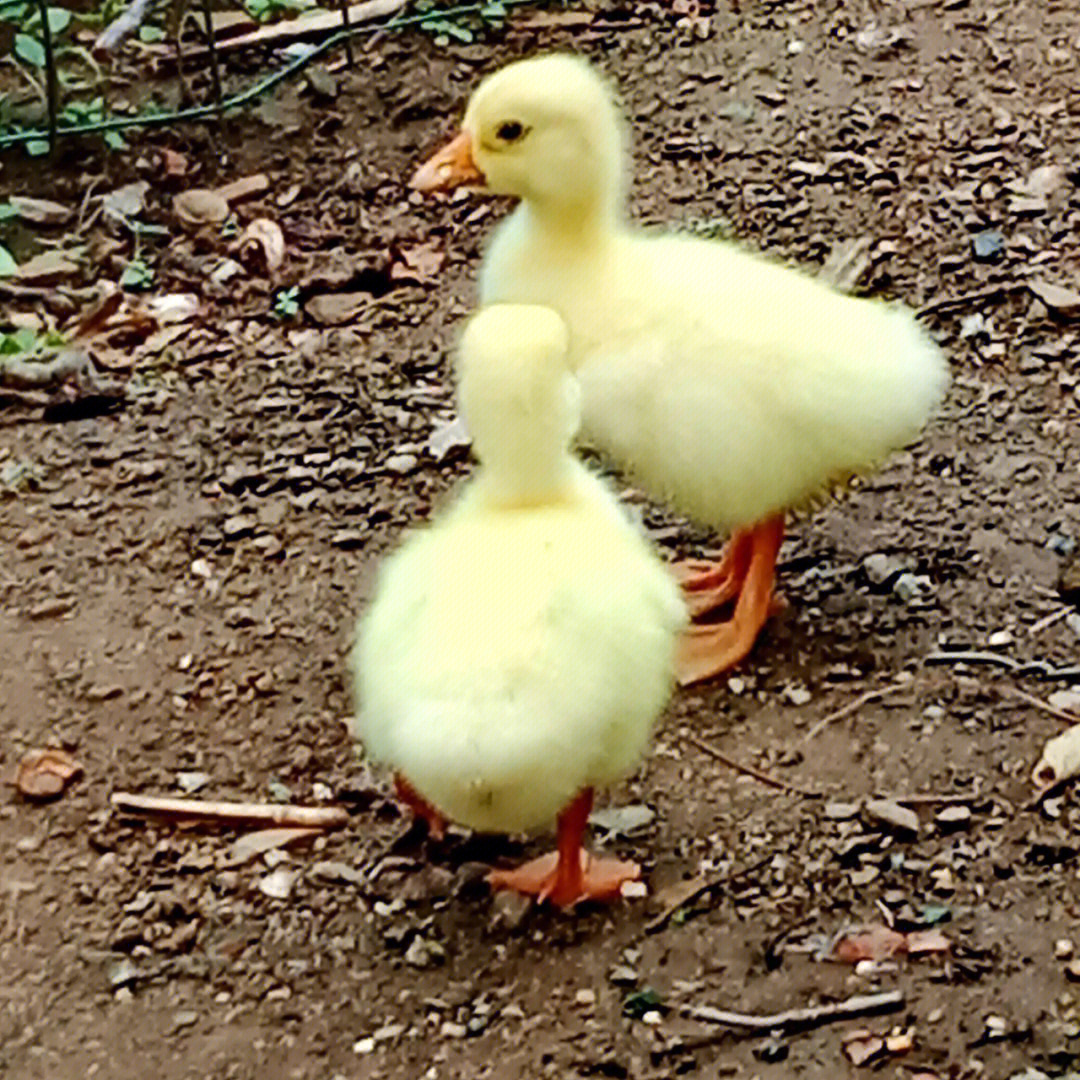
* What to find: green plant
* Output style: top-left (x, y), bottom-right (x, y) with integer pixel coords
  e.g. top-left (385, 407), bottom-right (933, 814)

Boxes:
top-left (243, 0), bottom-right (316, 23)
top-left (272, 286), bottom-right (300, 320)
top-left (119, 258), bottom-right (154, 290)
top-left (415, 0), bottom-right (508, 43)
top-left (0, 326), bottom-right (66, 353)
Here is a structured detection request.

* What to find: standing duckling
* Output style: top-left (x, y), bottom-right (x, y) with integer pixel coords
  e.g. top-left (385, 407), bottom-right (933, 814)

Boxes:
top-left (410, 54), bottom-right (949, 685)
top-left (350, 304), bottom-right (686, 907)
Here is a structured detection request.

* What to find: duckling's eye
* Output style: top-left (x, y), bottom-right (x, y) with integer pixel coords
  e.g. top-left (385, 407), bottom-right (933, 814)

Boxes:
top-left (496, 120), bottom-right (525, 143)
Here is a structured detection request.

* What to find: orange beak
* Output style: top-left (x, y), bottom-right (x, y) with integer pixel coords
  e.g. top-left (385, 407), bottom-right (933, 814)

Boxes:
top-left (410, 130), bottom-right (485, 194)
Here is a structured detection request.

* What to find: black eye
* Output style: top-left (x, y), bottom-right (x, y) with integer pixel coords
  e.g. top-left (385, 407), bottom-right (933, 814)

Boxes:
top-left (497, 121), bottom-right (525, 142)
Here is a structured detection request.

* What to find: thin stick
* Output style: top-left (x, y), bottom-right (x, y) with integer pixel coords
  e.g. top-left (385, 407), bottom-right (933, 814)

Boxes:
top-left (915, 285), bottom-right (1021, 319)
top-left (878, 790), bottom-right (981, 806)
top-left (1028, 607), bottom-right (1070, 638)
top-left (683, 990), bottom-right (904, 1034)
top-left (999, 684), bottom-right (1080, 727)
top-left (645, 853), bottom-right (774, 935)
top-left (803, 682), bottom-right (906, 742)
top-left (681, 733), bottom-right (821, 799)
top-left (111, 792), bottom-right (349, 829)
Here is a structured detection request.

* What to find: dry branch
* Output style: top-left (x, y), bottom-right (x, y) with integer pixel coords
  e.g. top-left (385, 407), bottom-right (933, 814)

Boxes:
top-left (803, 681), bottom-right (906, 742)
top-left (681, 732), bottom-right (821, 798)
top-left (148, 0), bottom-right (406, 63)
top-left (683, 990), bottom-right (904, 1034)
top-left (111, 792), bottom-right (349, 830)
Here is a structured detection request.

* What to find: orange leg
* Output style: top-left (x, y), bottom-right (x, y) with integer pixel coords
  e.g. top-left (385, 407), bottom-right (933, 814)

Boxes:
top-left (675, 514), bottom-right (785, 686)
top-left (674, 528), bottom-right (755, 619)
top-left (487, 789), bottom-right (641, 908)
top-left (394, 774), bottom-right (448, 841)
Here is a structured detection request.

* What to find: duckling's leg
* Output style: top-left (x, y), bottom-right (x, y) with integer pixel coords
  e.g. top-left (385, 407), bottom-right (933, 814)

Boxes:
top-left (487, 789), bottom-right (641, 908)
top-left (674, 528), bottom-right (755, 618)
top-left (394, 774), bottom-right (448, 841)
top-left (675, 514), bottom-right (785, 686)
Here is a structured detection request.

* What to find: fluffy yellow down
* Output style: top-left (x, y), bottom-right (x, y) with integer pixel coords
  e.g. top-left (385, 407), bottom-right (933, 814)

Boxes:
top-left (461, 55), bottom-right (949, 529)
top-left (350, 304), bottom-right (686, 835)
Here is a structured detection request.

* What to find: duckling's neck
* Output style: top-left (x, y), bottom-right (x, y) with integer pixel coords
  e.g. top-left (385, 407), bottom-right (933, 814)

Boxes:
top-left (475, 448), bottom-right (577, 509)
top-left (521, 188), bottom-right (622, 248)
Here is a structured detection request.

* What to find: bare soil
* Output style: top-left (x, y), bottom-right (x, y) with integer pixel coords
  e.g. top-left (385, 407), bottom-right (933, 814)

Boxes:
top-left (3, 2), bottom-right (1080, 1078)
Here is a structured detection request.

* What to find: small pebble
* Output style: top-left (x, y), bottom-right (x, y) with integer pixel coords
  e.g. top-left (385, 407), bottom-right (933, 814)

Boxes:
top-left (987, 629), bottom-right (1014, 647)
top-left (893, 572), bottom-right (932, 603)
top-left (936, 805), bottom-right (972, 831)
top-left (575, 989), bottom-right (597, 1006)
top-left (257, 868), bottom-right (297, 900)
top-left (352, 1037), bottom-right (376, 1055)
top-left (825, 800), bottom-right (860, 821)
top-left (864, 798), bottom-right (919, 836)
top-left (384, 453), bottom-right (419, 475)
top-left (1066, 613), bottom-right (1080, 640)
top-left (404, 936), bottom-right (446, 969)
top-left (608, 964), bottom-right (638, 986)
top-left (173, 1010), bottom-right (198, 1031)
top-left (641, 1010), bottom-right (663, 1026)
top-left (440, 1021), bottom-right (467, 1039)
top-left (972, 229), bottom-right (1005, 261)
top-left (1056, 938), bottom-right (1074, 960)
top-left (620, 879), bottom-right (648, 900)
top-left (1066, 960), bottom-right (1080, 982)
top-left (784, 685), bottom-right (811, 706)
top-left (927, 1007), bottom-right (944, 1023)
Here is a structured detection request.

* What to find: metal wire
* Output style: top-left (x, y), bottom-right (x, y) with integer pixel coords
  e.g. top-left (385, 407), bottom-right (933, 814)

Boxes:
top-left (0, 0), bottom-right (542, 149)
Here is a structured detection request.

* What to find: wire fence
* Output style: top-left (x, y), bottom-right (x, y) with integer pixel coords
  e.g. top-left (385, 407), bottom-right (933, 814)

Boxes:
top-left (0, 0), bottom-right (542, 151)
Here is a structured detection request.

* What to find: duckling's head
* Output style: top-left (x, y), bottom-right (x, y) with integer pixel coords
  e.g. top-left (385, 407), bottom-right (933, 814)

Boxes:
top-left (457, 304), bottom-right (581, 497)
top-left (412, 55), bottom-right (626, 216)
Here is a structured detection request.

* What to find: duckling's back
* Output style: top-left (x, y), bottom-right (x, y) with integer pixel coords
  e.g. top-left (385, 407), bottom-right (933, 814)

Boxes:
top-left (351, 467), bottom-right (685, 835)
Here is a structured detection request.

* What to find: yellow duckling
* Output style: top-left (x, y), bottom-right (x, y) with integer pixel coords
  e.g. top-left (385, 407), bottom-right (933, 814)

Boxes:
top-left (349, 304), bottom-right (686, 907)
top-left (411, 54), bottom-right (949, 685)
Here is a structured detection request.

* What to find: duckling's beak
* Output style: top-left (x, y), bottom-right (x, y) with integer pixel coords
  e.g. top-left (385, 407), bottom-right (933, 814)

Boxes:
top-left (410, 130), bottom-right (485, 194)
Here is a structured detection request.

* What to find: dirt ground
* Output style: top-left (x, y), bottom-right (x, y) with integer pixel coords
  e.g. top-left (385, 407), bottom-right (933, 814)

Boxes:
top-left (3, 1), bottom-right (1080, 1077)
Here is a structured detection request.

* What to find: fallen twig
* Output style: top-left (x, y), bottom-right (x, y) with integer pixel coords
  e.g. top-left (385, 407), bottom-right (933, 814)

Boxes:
top-left (111, 792), bottom-right (349, 830)
top-left (999, 684), bottom-right (1080, 726)
top-left (683, 990), bottom-right (904, 1034)
top-left (1029, 607), bottom-right (1071, 637)
top-left (925, 650), bottom-right (1080, 683)
top-left (681, 732), bottom-right (822, 799)
top-left (645, 853), bottom-right (774, 934)
top-left (94, 0), bottom-right (155, 54)
top-left (145, 0), bottom-right (406, 64)
top-left (878, 790), bottom-right (982, 806)
top-left (915, 284), bottom-right (1023, 319)
top-left (803, 681), bottom-right (907, 742)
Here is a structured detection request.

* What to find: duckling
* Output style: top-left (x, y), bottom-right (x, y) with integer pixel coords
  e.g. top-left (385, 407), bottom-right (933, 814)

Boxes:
top-left (349, 304), bottom-right (686, 907)
top-left (410, 54), bottom-right (949, 685)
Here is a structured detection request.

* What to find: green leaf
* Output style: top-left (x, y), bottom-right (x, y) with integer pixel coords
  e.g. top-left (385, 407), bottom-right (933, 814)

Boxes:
top-left (138, 24), bottom-right (164, 41)
top-left (14, 33), bottom-right (47, 68)
top-left (0, 243), bottom-right (17, 277)
top-left (0, 202), bottom-right (18, 221)
top-left (0, 2), bottom-right (30, 21)
top-left (103, 130), bottom-right (127, 151)
top-left (480, 1), bottom-right (506, 17)
top-left (46, 7), bottom-right (71, 33)
top-left (119, 259), bottom-right (153, 290)
top-left (26, 139), bottom-right (51, 157)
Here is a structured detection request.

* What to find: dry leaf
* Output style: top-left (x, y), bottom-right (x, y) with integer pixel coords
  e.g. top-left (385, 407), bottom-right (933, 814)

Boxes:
top-left (15, 251), bottom-right (79, 285)
top-left (214, 173), bottom-right (270, 205)
top-left (103, 181), bottom-right (150, 222)
top-left (236, 218), bottom-right (286, 273)
top-left (905, 928), bottom-right (951, 956)
top-left (225, 826), bottom-right (321, 866)
top-left (389, 240), bottom-right (446, 285)
top-left (1033, 723), bottom-right (1080, 788)
top-left (1010, 163), bottom-right (1066, 199)
top-left (830, 925), bottom-right (908, 963)
top-left (9, 195), bottom-right (73, 226)
top-left (1028, 280), bottom-right (1080, 319)
top-left (14, 748), bottom-right (84, 801)
top-left (841, 1030), bottom-right (886, 1065)
top-left (174, 189), bottom-right (229, 228)
top-left (146, 293), bottom-right (201, 324)
top-left (156, 148), bottom-right (191, 178)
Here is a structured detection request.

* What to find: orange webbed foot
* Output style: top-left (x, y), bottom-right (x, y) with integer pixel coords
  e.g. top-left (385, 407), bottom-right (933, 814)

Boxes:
top-left (394, 774), bottom-right (448, 841)
top-left (488, 851), bottom-right (641, 908)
